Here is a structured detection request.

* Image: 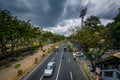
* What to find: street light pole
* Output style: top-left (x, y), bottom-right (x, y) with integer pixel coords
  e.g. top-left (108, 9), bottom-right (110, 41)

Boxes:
top-left (80, 8), bottom-right (87, 28)
top-left (81, 16), bottom-right (84, 28)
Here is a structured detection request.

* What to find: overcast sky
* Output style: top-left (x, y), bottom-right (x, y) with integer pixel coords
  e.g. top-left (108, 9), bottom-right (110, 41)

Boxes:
top-left (0, 0), bottom-right (120, 36)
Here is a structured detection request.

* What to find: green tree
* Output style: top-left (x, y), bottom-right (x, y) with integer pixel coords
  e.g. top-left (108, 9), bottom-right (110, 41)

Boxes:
top-left (109, 8), bottom-right (120, 48)
top-left (0, 10), bottom-right (43, 66)
top-left (70, 16), bottom-right (110, 67)
top-left (0, 10), bottom-right (16, 66)
top-left (114, 8), bottom-right (120, 24)
top-left (84, 16), bottom-right (101, 29)
top-left (110, 22), bottom-right (120, 48)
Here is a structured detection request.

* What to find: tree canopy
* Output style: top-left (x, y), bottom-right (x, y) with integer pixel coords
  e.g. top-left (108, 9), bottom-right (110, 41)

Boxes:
top-left (69, 8), bottom-right (120, 63)
top-left (0, 9), bottom-right (64, 65)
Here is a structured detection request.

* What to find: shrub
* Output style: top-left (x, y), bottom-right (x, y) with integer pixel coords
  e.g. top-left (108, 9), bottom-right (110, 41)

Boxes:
top-left (15, 52), bottom-right (22, 58)
top-left (42, 54), bottom-right (46, 57)
top-left (14, 63), bottom-right (21, 69)
top-left (42, 49), bottom-right (46, 52)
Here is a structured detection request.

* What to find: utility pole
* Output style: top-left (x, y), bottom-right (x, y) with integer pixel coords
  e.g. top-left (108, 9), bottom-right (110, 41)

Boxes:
top-left (80, 8), bottom-right (87, 28)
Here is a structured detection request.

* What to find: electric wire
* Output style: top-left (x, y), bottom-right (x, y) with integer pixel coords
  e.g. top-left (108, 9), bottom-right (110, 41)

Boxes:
top-left (99, 0), bottom-right (120, 18)
top-left (92, 0), bottom-right (110, 15)
top-left (90, 0), bottom-right (120, 19)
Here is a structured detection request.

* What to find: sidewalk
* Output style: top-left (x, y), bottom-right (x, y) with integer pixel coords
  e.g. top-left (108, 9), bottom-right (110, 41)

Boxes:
top-left (77, 57), bottom-right (101, 80)
top-left (0, 43), bottom-right (55, 80)
top-left (76, 57), bottom-right (93, 80)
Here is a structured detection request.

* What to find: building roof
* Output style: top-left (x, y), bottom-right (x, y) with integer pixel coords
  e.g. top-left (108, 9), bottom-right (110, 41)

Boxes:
top-left (113, 52), bottom-right (120, 58)
top-left (96, 52), bottom-right (120, 64)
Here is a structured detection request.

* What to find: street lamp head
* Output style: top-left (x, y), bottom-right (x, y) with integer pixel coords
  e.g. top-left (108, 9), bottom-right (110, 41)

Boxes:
top-left (80, 8), bottom-right (87, 17)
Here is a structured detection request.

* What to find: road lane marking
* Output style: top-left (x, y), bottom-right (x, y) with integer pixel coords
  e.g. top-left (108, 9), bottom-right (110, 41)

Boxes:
top-left (68, 58), bottom-right (70, 63)
top-left (78, 63), bottom-right (88, 79)
top-left (70, 71), bottom-right (73, 80)
top-left (56, 57), bottom-right (62, 80)
top-left (40, 74), bottom-right (44, 80)
top-left (51, 57), bottom-right (54, 61)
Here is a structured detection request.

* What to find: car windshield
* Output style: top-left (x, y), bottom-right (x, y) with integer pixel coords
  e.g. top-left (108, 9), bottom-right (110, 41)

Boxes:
top-left (47, 66), bottom-right (53, 70)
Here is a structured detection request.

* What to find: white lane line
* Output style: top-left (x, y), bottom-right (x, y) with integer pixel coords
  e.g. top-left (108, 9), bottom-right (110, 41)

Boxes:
top-left (70, 71), bottom-right (73, 80)
top-left (51, 57), bottom-right (54, 61)
top-left (79, 64), bottom-right (87, 79)
top-left (68, 58), bottom-right (70, 63)
top-left (56, 58), bottom-right (62, 80)
top-left (40, 74), bottom-right (44, 80)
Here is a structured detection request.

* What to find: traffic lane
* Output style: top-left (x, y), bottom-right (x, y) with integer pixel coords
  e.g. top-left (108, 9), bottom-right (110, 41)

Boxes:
top-left (56, 45), bottom-right (86, 80)
top-left (58, 51), bottom-right (71, 80)
top-left (22, 49), bottom-right (59, 80)
top-left (42, 45), bottom-right (66, 80)
top-left (69, 52), bottom-right (86, 80)
top-left (42, 50), bottom-right (63, 80)
top-left (41, 44), bottom-right (64, 80)
top-left (39, 44), bottom-right (64, 80)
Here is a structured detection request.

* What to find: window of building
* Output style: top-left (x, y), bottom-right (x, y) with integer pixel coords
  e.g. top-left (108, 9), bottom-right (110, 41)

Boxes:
top-left (104, 71), bottom-right (113, 77)
top-left (117, 73), bottom-right (120, 80)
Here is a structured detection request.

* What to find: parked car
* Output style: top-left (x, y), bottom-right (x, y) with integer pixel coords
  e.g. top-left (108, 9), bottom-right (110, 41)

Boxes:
top-left (79, 51), bottom-right (84, 57)
top-left (75, 52), bottom-right (81, 57)
top-left (73, 51), bottom-right (84, 57)
top-left (44, 62), bottom-right (55, 77)
top-left (73, 52), bottom-right (77, 57)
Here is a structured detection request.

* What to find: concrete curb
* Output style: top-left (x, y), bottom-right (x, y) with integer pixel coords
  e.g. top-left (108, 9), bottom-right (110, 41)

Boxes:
top-left (76, 58), bottom-right (91, 80)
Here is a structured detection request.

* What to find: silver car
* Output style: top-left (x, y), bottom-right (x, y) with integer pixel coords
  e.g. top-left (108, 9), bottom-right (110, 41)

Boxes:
top-left (44, 62), bottom-right (55, 77)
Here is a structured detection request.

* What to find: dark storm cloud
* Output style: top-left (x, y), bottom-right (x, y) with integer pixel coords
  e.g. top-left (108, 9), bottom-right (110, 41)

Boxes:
top-left (0, 0), bottom-right (120, 28)
top-left (0, 0), bottom-right (32, 15)
top-left (31, 0), bottom-right (67, 27)
top-left (63, 0), bottom-right (83, 19)
top-left (0, 0), bottom-right (67, 27)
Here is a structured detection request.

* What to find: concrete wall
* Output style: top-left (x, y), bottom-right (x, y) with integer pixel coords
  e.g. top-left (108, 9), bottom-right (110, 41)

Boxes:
top-left (101, 69), bottom-right (120, 80)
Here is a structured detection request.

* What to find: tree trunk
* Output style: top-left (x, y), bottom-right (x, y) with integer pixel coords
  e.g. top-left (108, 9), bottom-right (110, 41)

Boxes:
top-left (5, 57), bottom-right (10, 67)
top-left (11, 42), bottom-right (16, 60)
top-left (96, 48), bottom-right (108, 59)
top-left (0, 42), bottom-right (11, 67)
top-left (10, 36), bottom-right (16, 60)
top-left (84, 43), bottom-right (89, 55)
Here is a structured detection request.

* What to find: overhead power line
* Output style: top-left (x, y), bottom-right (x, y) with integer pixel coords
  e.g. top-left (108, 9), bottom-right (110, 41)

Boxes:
top-left (92, 0), bottom-right (120, 18)
top-left (79, 0), bottom-right (86, 11)
top-left (98, 0), bottom-right (120, 18)
top-left (92, 0), bottom-right (110, 15)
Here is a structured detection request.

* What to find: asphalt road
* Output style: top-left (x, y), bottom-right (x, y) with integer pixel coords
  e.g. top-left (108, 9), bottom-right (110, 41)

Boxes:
top-left (22, 43), bottom-right (87, 80)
